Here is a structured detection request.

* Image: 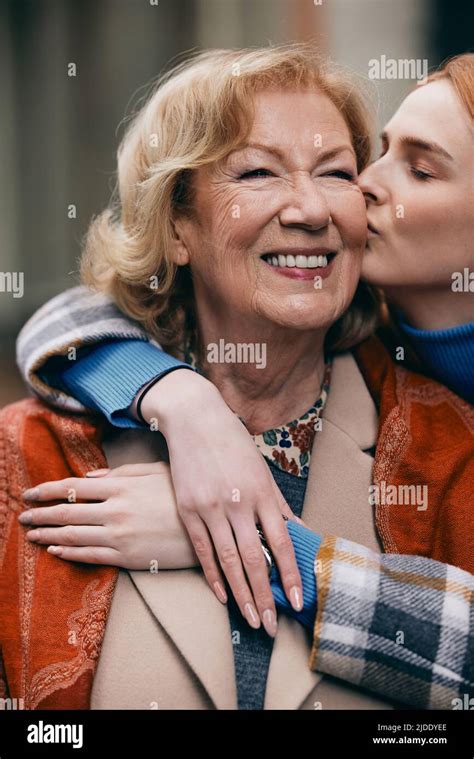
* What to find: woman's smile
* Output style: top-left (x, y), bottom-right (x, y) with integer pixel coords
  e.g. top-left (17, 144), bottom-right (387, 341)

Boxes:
top-left (175, 88), bottom-right (367, 338)
top-left (260, 250), bottom-right (337, 280)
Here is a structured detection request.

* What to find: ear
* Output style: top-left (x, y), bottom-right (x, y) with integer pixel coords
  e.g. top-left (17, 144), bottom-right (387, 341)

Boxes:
top-left (169, 216), bottom-right (191, 266)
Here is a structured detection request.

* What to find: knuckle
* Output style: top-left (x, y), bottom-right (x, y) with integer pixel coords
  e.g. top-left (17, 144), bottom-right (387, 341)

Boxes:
top-left (111, 525), bottom-right (127, 543)
top-left (225, 498), bottom-right (241, 513)
top-left (178, 500), bottom-right (196, 517)
top-left (230, 582), bottom-right (250, 603)
top-left (111, 507), bottom-right (127, 524)
top-left (62, 526), bottom-right (76, 545)
top-left (242, 547), bottom-right (264, 567)
top-left (204, 499), bottom-right (220, 515)
top-left (55, 506), bottom-right (69, 523)
top-left (282, 570), bottom-right (301, 587)
top-left (105, 483), bottom-right (119, 497)
top-left (219, 545), bottom-right (239, 568)
top-left (62, 478), bottom-right (77, 490)
top-left (192, 537), bottom-right (210, 557)
top-left (271, 530), bottom-right (292, 552)
top-left (253, 590), bottom-right (273, 609)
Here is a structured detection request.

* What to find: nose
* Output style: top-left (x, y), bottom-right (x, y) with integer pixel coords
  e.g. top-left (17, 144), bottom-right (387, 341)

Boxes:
top-left (358, 161), bottom-right (389, 207)
top-left (278, 171), bottom-right (332, 230)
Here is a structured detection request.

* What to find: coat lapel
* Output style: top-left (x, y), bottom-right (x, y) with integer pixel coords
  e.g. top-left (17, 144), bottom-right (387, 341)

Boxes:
top-left (128, 568), bottom-right (237, 709)
top-left (125, 353), bottom-right (378, 710)
top-left (102, 430), bottom-right (238, 709)
top-left (264, 352), bottom-right (378, 709)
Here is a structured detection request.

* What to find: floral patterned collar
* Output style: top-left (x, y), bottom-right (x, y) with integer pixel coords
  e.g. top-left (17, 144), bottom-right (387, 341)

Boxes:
top-left (252, 361), bottom-right (331, 478)
top-left (184, 344), bottom-right (332, 478)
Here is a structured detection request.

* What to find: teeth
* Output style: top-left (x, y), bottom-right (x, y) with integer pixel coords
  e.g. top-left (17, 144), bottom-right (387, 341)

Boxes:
top-left (263, 254), bottom-right (330, 268)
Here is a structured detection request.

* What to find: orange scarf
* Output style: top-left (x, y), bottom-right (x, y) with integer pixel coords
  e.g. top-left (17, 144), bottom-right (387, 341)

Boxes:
top-left (0, 336), bottom-right (472, 709)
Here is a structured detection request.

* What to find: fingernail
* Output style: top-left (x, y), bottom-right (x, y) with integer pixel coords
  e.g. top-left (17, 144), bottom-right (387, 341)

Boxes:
top-left (262, 609), bottom-right (278, 638)
top-left (18, 511), bottom-right (33, 525)
top-left (85, 468), bottom-right (110, 477)
top-left (290, 585), bottom-right (303, 612)
top-left (23, 487), bottom-right (40, 500)
top-left (26, 530), bottom-right (40, 542)
top-left (47, 546), bottom-right (62, 555)
top-left (244, 602), bottom-right (260, 629)
top-left (213, 582), bottom-right (227, 604)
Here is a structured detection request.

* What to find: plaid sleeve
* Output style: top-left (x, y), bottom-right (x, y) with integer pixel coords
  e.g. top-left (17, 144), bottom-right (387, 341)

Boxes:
top-left (309, 535), bottom-right (474, 709)
top-left (16, 285), bottom-right (150, 412)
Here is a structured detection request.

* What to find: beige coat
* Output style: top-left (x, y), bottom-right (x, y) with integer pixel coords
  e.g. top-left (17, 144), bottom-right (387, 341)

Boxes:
top-left (91, 353), bottom-right (396, 710)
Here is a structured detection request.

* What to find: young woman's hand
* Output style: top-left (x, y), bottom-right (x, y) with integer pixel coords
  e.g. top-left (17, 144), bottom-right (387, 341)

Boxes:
top-left (19, 463), bottom-right (197, 571)
top-left (137, 369), bottom-right (304, 634)
top-left (19, 456), bottom-right (301, 636)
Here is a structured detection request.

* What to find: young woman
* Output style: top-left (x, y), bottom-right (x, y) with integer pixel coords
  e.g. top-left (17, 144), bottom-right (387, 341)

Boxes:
top-left (360, 54), bottom-right (473, 398)
top-left (15, 50), bottom-right (473, 647)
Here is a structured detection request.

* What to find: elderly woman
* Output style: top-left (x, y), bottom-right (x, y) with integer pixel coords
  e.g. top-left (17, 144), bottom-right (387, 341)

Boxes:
top-left (1, 44), bottom-right (472, 711)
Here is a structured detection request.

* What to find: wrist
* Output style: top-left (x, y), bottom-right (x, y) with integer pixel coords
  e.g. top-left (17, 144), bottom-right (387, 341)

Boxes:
top-left (139, 368), bottom-right (219, 432)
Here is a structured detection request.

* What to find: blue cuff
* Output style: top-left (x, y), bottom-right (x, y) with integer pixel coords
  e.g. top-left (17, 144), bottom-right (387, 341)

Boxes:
top-left (270, 520), bottom-right (322, 629)
top-left (59, 339), bottom-right (193, 428)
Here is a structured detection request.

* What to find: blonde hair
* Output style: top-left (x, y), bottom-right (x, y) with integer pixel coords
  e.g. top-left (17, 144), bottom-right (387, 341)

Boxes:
top-left (81, 42), bottom-right (378, 355)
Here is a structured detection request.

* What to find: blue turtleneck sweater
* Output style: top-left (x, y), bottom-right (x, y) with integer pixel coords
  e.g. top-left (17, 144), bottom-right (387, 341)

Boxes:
top-left (397, 317), bottom-right (474, 404)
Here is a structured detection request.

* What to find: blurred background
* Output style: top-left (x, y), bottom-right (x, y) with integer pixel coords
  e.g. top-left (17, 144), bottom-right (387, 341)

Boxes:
top-left (0, 0), bottom-right (472, 404)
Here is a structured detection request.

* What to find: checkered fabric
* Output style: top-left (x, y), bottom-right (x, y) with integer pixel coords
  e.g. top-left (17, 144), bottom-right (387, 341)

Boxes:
top-left (310, 535), bottom-right (474, 709)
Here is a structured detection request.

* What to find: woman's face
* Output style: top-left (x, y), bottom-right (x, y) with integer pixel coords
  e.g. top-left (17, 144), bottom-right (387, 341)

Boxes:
top-left (173, 88), bottom-right (367, 335)
top-left (359, 80), bottom-right (474, 290)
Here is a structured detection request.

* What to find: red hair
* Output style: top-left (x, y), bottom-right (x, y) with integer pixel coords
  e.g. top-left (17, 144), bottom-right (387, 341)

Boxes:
top-left (425, 53), bottom-right (474, 120)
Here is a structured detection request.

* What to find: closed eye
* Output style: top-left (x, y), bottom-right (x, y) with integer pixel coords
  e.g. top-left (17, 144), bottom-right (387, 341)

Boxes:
top-left (325, 170), bottom-right (355, 181)
top-left (239, 168), bottom-right (273, 179)
top-left (239, 168), bottom-right (355, 181)
top-left (410, 167), bottom-right (434, 181)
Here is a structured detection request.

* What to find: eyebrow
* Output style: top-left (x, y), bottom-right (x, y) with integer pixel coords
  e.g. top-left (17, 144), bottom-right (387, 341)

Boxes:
top-left (230, 141), bottom-right (355, 163)
top-left (380, 131), bottom-right (454, 161)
